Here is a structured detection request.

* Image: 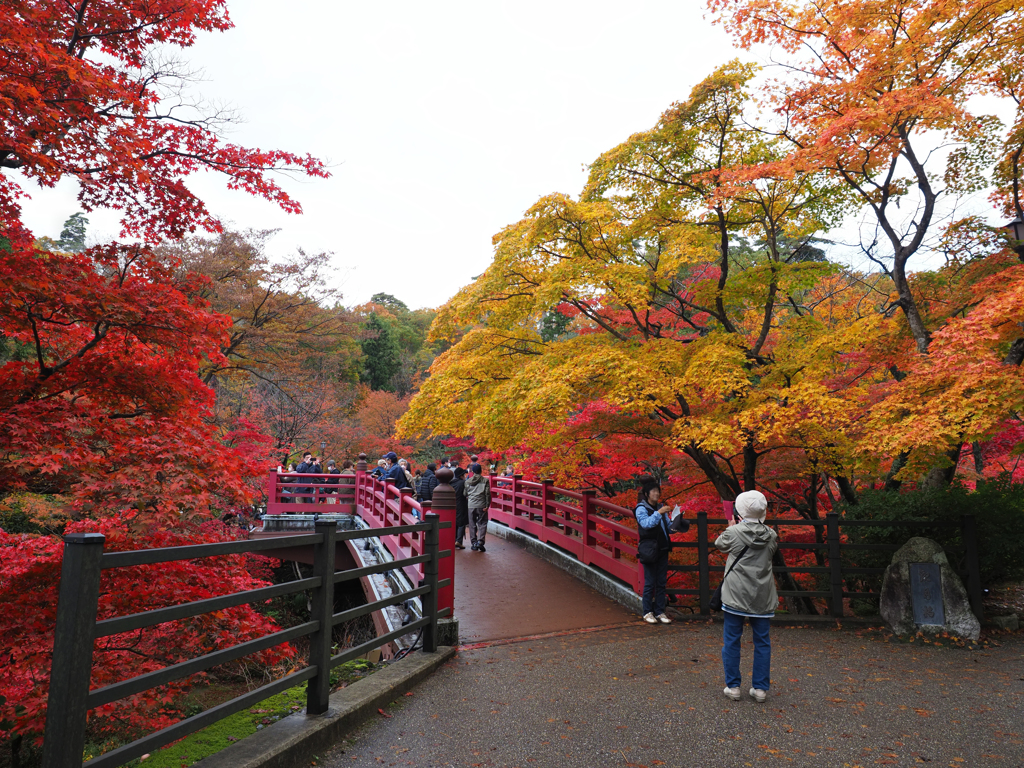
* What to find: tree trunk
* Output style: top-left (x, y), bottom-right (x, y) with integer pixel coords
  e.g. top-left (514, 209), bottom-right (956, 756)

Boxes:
top-left (883, 451), bottom-right (909, 491)
top-left (835, 476), bottom-right (858, 505)
top-left (683, 444), bottom-right (741, 501)
top-left (921, 445), bottom-right (962, 489)
top-left (742, 441), bottom-right (758, 492)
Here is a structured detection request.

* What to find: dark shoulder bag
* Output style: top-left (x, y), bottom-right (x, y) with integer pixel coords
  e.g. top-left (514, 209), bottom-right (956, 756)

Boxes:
top-left (709, 545), bottom-right (750, 612)
top-left (635, 504), bottom-right (661, 565)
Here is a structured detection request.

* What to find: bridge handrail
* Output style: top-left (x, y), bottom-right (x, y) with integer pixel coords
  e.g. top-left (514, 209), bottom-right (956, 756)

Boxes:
top-left (489, 475), bottom-right (641, 590)
top-left (345, 464), bottom-right (456, 620)
top-left (41, 518), bottom-right (448, 768)
top-left (266, 469), bottom-right (357, 513)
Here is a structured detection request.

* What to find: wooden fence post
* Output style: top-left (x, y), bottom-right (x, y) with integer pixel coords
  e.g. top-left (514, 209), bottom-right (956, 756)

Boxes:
top-left (399, 486), bottom-right (415, 519)
top-left (307, 520), bottom-right (337, 715)
top-left (826, 512), bottom-right (844, 618)
top-left (961, 514), bottom-right (984, 620)
top-left (510, 473), bottom-right (520, 517)
top-left (697, 511), bottom-right (710, 615)
top-left (266, 468), bottom-right (278, 512)
top-left (355, 453), bottom-right (368, 512)
top-left (41, 533), bottom-right (105, 768)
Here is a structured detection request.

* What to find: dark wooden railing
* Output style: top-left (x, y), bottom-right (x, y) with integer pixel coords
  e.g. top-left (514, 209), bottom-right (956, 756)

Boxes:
top-left (42, 517), bottom-right (450, 768)
top-left (489, 476), bottom-right (983, 619)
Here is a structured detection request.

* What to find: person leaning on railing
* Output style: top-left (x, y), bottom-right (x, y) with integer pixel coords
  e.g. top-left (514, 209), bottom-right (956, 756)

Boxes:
top-left (715, 490), bottom-right (779, 704)
top-left (278, 463), bottom-right (296, 507)
top-left (324, 460), bottom-right (340, 503)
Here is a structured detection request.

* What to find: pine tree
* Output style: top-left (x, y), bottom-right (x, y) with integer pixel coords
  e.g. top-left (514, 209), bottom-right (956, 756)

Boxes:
top-left (362, 313), bottom-right (401, 391)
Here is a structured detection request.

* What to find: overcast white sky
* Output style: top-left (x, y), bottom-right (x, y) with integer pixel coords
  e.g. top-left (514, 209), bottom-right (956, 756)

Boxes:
top-left (17, 1), bottom-right (744, 310)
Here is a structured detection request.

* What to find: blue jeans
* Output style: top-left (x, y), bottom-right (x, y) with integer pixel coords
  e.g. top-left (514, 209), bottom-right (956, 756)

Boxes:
top-left (642, 554), bottom-right (669, 615)
top-left (722, 610), bottom-right (771, 691)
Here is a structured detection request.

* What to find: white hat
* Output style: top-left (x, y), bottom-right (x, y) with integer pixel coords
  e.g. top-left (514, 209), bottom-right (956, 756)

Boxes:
top-left (734, 490), bottom-right (768, 522)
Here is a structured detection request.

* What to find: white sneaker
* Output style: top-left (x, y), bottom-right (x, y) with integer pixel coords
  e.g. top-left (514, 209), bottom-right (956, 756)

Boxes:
top-left (749, 688), bottom-right (767, 703)
top-left (656, 613), bottom-right (672, 624)
top-left (643, 612), bottom-right (658, 624)
top-left (723, 687), bottom-right (741, 701)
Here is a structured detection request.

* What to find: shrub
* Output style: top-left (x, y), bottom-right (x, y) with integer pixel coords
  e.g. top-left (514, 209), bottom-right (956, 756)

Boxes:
top-left (836, 474), bottom-right (1024, 589)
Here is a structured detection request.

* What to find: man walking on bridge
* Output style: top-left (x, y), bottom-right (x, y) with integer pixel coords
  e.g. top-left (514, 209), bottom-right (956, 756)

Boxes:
top-left (465, 463), bottom-right (491, 552)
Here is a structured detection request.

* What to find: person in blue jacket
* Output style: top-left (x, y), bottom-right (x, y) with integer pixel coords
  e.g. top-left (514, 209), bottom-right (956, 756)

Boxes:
top-left (635, 476), bottom-right (675, 625)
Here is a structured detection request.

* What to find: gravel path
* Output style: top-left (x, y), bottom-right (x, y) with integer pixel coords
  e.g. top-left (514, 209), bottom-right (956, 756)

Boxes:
top-left (318, 622), bottom-right (1023, 768)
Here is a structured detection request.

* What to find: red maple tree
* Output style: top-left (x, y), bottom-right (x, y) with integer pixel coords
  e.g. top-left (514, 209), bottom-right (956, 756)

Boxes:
top-left (0, 1), bottom-right (329, 755)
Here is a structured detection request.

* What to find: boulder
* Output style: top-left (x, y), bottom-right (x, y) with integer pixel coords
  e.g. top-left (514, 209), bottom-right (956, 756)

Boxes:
top-left (879, 537), bottom-right (981, 640)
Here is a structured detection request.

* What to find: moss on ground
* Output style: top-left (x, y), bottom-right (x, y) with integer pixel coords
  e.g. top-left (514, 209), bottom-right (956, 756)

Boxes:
top-left (129, 659), bottom-right (376, 768)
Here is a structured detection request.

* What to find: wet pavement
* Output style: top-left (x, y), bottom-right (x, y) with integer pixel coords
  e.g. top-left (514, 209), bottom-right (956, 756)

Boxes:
top-left (452, 530), bottom-right (635, 644)
top-left (319, 621), bottom-right (1024, 768)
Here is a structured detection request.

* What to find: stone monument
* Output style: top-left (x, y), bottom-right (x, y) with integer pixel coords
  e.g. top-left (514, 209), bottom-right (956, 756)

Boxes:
top-left (879, 537), bottom-right (981, 640)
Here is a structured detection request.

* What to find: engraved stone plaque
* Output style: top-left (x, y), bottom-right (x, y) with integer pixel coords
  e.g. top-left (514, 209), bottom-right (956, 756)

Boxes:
top-left (909, 562), bottom-right (945, 626)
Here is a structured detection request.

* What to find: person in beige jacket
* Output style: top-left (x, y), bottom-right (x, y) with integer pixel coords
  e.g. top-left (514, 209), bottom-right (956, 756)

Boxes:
top-left (714, 490), bottom-right (779, 704)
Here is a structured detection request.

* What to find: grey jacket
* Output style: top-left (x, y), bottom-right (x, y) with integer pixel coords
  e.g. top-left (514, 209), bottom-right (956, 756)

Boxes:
top-left (714, 520), bottom-right (779, 616)
top-left (464, 474), bottom-right (491, 509)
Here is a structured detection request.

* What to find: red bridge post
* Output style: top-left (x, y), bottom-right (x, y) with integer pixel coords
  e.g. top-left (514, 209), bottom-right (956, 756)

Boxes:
top-left (355, 453), bottom-right (368, 512)
top-left (430, 466), bottom-right (459, 645)
top-left (267, 468), bottom-right (279, 514)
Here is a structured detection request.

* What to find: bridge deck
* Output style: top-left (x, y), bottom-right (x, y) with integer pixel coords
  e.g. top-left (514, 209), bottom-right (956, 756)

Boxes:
top-left (454, 529), bottom-right (636, 644)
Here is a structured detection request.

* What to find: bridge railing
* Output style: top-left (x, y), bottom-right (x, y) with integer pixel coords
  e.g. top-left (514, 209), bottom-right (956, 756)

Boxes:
top-left (489, 476), bottom-right (643, 591)
top-left (354, 471), bottom-right (427, 586)
top-left (489, 476), bottom-right (983, 619)
top-left (266, 470), bottom-right (357, 513)
top-left (42, 518), bottom-right (448, 768)
top-left (351, 460), bottom-right (456, 618)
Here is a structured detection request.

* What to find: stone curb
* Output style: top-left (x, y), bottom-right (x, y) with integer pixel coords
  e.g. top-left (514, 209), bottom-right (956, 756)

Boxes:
top-left (487, 520), bottom-right (644, 613)
top-left (666, 612), bottom-right (882, 627)
top-left (193, 646), bottom-right (457, 768)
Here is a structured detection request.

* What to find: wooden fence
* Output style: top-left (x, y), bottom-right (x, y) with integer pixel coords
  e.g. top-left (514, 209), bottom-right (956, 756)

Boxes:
top-left (42, 517), bottom-right (449, 768)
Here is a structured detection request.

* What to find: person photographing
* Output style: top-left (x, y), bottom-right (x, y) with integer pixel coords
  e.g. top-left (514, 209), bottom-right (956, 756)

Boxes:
top-left (714, 490), bottom-right (779, 704)
top-left (635, 476), bottom-right (680, 625)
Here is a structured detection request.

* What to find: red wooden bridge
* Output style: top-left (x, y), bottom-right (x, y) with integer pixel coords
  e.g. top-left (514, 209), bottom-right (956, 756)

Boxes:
top-left (259, 456), bottom-right (984, 640)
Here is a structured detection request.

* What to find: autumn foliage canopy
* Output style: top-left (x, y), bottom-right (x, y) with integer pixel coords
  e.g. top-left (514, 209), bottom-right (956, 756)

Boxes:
top-left (401, 0), bottom-right (1024, 518)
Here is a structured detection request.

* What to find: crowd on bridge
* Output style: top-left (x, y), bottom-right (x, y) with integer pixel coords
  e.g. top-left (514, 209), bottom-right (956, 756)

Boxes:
top-left (274, 451), bottom-right (517, 552)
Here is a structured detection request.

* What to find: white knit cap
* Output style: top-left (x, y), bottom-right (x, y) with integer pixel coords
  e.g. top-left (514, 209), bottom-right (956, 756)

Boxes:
top-left (734, 490), bottom-right (768, 521)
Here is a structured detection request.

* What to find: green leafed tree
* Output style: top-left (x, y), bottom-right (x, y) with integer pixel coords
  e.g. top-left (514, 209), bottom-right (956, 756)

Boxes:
top-left (56, 212), bottom-right (88, 252)
top-left (362, 313), bottom-right (401, 391)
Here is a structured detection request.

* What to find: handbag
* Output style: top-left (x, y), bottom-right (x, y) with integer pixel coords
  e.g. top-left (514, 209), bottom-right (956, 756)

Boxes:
top-left (635, 503), bottom-right (666, 565)
top-left (708, 545), bottom-right (750, 611)
top-left (637, 538), bottom-right (660, 565)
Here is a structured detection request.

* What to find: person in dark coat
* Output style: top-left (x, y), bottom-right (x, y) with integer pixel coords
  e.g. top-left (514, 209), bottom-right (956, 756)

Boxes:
top-left (451, 467), bottom-right (469, 549)
top-left (419, 463), bottom-right (439, 502)
top-left (295, 451), bottom-right (314, 503)
top-left (324, 459), bottom-right (340, 503)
